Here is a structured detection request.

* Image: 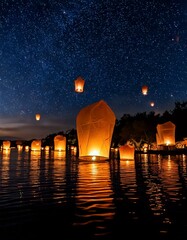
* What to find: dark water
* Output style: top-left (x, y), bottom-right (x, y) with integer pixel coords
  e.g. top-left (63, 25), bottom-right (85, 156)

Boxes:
top-left (0, 149), bottom-right (187, 240)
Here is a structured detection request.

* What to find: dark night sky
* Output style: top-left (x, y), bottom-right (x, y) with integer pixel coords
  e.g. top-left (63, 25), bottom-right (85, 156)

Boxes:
top-left (0, 0), bottom-right (187, 140)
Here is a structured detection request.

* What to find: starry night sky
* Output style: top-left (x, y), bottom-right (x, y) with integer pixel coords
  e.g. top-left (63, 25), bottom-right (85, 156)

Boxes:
top-left (0, 0), bottom-right (187, 140)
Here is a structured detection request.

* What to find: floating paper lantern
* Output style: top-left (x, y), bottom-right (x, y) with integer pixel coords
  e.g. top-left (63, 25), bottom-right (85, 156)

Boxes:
top-left (35, 113), bottom-right (40, 121)
top-left (150, 101), bottom-right (155, 107)
top-left (156, 121), bottom-right (175, 146)
top-left (2, 140), bottom-right (11, 150)
top-left (45, 146), bottom-right (50, 151)
top-left (74, 76), bottom-right (85, 93)
top-left (17, 145), bottom-right (23, 151)
top-left (119, 144), bottom-right (135, 160)
top-left (142, 85), bottom-right (148, 95)
top-left (76, 100), bottom-right (116, 160)
top-left (25, 146), bottom-right (29, 151)
top-left (54, 135), bottom-right (66, 151)
top-left (31, 139), bottom-right (41, 151)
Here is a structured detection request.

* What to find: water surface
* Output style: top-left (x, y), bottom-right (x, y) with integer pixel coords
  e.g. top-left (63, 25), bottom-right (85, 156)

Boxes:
top-left (0, 150), bottom-right (187, 239)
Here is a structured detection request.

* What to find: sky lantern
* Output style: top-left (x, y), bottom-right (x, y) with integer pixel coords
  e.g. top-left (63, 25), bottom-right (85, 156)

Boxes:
top-left (54, 135), bottom-right (66, 151)
top-left (156, 121), bottom-right (175, 146)
top-left (76, 99), bottom-right (116, 160)
top-left (74, 76), bottom-right (85, 93)
top-left (150, 101), bottom-right (155, 107)
top-left (35, 113), bottom-right (40, 121)
top-left (119, 144), bottom-right (135, 160)
top-left (2, 140), bottom-right (11, 150)
top-left (141, 85), bottom-right (148, 95)
top-left (31, 139), bottom-right (41, 151)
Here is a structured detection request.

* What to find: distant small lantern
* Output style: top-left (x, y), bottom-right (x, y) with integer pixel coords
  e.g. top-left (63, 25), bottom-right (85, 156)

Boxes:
top-left (119, 144), bottom-right (135, 160)
top-left (74, 76), bottom-right (85, 93)
top-left (35, 113), bottom-right (40, 121)
top-left (76, 100), bottom-right (116, 160)
top-left (150, 101), bottom-right (154, 107)
top-left (142, 85), bottom-right (148, 95)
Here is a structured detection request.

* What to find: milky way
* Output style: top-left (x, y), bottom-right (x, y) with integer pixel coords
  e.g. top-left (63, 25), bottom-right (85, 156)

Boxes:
top-left (0, 0), bottom-right (186, 139)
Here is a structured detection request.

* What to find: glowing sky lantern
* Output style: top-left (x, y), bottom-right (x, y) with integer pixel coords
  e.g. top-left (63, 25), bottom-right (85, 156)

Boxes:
top-left (2, 140), bottom-right (11, 150)
top-left (76, 99), bottom-right (116, 160)
top-left (31, 139), bottom-right (41, 151)
top-left (119, 144), bottom-right (135, 160)
top-left (142, 85), bottom-right (148, 95)
top-left (156, 121), bottom-right (175, 146)
top-left (54, 135), bottom-right (66, 151)
top-left (35, 113), bottom-right (40, 121)
top-left (150, 101), bottom-right (155, 107)
top-left (74, 76), bottom-right (85, 93)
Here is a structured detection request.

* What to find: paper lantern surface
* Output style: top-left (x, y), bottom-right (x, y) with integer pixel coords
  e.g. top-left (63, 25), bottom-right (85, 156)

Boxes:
top-left (54, 135), bottom-right (66, 151)
top-left (142, 85), bottom-right (148, 95)
top-left (3, 140), bottom-right (11, 150)
top-left (31, 140), bottom-right (41, 151)
top-left (76, 100), bottom-right (116, 160)
top-left (156, 121), bottom-right (175, 146)
top-left (74, 76), bottom-right (85, 93)
top-left (119, 144), bottom-right (135, 160)
top-left (35, 114), bottom-right (40, 121)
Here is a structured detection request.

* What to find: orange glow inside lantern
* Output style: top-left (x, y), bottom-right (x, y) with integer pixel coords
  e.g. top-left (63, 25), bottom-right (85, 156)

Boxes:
top-left (17, 145), bottom-right (23, 151)
top-left (45, 146), bottom-right (50, 151)
top-left (74, 76), bottom-right (85, 93)
top-left (35, 114), bottom-right (40, 121)
top-left (71, 146), bottom-right (77, 156)
top-left (54, 135), bottom-right (66, 151)
top-left (76, 100), bottom-right (116, 160)
top-left (150, 101), bottom-right (154, 107)
top-left (142, 85), bottom-right (148, 95)
top-left (3, 141), bottom-right (11, 150)
top-left (156, 121), bottom-right (175, 146)
top-left (119, 144), bottom-right (135, 160)
top-left (25, 146), bottom-right (29, 151)
top-left (31, 140), bottom-right (41, 151)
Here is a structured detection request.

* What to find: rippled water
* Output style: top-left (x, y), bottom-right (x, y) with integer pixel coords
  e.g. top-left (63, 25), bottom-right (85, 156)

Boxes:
top-left (0, 149), bottom-right (187, 240)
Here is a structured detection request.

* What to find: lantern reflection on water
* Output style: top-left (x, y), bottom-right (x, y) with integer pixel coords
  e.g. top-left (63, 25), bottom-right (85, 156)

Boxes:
top-left (76, 100), bottom-right (116, 160)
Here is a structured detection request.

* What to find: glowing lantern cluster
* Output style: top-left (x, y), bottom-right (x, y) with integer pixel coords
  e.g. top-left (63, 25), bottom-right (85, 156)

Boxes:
top-left (119, 144), bottom-right (135, 160)
top-left (35, 113), bottom-right (41, 121)
top-left (76, 100), bottom-right (116, 160)
top-left (142, 85), bottom-right (148, 95)
top-left (31, 139), bottom-right (41, 151)
top-left (156, 121), bottom-right (175, 146)
top-left (54, 135), bottom-right (66, 151)
top-left (74, 76), bottom-right (85, 93)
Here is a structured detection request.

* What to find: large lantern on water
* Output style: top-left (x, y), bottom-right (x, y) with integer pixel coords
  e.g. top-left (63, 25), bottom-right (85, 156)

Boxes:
top-left (31, 139), bottom-right (41, 151)
top-left (142, 85), bottom-right (148, 95)
top-left (119, 144), bottom-right (135, 160)
top-left (54, 135), bottom-right (66, 151)
top-left (74, 76), bottom-right (85, 93)
top-left (35, 113), bottom-right (40, 121)
top-left (156, 121), bottom-right (175, 146)
top-left (76, 100), bottom-right (116, 160)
